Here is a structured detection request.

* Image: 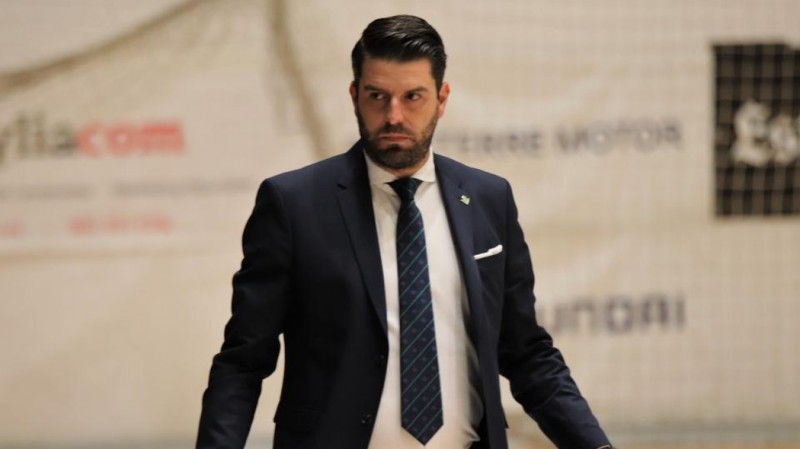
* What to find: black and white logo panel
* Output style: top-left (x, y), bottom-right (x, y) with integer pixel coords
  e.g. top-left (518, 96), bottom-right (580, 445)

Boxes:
top-left (714, 44), bottom-right (800, 216)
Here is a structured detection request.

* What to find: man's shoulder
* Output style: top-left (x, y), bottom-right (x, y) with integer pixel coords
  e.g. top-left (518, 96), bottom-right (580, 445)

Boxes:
top-left (262, 146), bottom-right (359, 193)
top-left (433, 152), bottom-right (509, 189)
top-left (258, 146), bottom-right (512, 194)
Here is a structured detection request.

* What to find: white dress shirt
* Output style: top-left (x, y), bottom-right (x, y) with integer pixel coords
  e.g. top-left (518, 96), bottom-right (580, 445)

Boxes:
top-left (365, 150), bottom-right (483, 449)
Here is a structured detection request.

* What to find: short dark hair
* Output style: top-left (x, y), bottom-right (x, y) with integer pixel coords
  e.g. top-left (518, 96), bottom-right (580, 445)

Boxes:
top-left (351, 15), bottom-right (447, 90)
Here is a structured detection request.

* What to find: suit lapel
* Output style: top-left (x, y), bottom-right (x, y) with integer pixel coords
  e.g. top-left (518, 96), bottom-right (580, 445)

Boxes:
top-left (333, 148), bottom-right (490, 340)
top-left (336, 146), bottom-right (388, 335)
top-left (435, 155), bottom-right (488, 347)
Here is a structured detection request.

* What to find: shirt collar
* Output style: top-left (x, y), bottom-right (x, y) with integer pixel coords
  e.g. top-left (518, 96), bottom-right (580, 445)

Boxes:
top-left (364, 147), bottom-right (437, 187)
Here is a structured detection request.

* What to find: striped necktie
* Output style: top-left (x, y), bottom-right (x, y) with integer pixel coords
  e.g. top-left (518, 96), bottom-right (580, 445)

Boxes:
top-left (389, 177), bottom-right (443, 445)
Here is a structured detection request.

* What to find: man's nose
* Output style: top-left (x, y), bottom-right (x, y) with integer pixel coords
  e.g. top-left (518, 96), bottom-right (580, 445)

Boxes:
top-left (385, 97), bottom-right (404, 125)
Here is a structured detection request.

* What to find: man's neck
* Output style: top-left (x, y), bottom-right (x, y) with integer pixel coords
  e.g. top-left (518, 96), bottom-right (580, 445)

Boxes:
top-left (368, 150), bottom-right (431, 178)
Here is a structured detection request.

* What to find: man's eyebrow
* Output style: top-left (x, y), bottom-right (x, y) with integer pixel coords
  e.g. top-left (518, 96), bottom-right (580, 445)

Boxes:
top-left (406, 86), bottom-right (430, 94)
top-left (363, 84), bottom-right (430, 93)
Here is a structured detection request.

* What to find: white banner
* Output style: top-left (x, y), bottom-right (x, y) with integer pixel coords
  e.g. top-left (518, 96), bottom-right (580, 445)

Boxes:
top-left (1, 0), bottom-right (798, 446)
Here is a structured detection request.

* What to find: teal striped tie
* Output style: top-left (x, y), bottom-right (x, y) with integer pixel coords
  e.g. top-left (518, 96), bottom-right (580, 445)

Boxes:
top-left (389, 177), bottom-right (442, 445)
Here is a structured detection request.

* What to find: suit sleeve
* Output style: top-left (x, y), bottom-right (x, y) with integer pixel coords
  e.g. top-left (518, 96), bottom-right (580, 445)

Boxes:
top-left (197, 180), bottom-right (292, 449)
top-left (496, 181), bottom-right (611, 449)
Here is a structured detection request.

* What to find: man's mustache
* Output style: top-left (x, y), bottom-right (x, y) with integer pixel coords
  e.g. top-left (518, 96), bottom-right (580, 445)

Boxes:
top-left (379, 124), bottom-right (412, 135)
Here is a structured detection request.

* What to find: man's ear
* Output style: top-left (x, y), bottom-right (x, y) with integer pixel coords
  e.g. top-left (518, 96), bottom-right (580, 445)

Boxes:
top-left (349, 81), bottom-right (358, 108)
top-left (437, 81), bottom-right (451, 118)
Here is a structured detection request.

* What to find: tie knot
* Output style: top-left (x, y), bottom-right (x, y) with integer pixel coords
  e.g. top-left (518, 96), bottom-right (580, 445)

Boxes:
top-left (389, 178), bottom-right (422, 204)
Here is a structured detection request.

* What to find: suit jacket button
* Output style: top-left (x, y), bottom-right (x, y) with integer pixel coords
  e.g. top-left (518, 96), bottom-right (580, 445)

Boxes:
top-left (376, 354), bottom-right (386, 366)
top-left (361, 413), bottom-right (374, 425)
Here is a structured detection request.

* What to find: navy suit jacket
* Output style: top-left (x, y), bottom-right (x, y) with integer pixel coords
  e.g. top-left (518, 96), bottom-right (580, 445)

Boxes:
top-left (197, 142), bottom-right (610, 449)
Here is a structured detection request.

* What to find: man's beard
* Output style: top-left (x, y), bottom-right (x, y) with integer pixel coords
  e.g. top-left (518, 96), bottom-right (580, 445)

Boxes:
top-left (357, 109), bottom-right (438, 172)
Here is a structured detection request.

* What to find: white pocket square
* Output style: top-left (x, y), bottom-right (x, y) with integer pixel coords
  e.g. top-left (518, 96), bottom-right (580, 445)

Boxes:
top-left (473, 244), bottom-right (503, 260)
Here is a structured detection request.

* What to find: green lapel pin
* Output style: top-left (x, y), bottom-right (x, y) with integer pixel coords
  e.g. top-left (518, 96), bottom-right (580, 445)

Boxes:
top-left (460, 194), bottom-right (471, 205)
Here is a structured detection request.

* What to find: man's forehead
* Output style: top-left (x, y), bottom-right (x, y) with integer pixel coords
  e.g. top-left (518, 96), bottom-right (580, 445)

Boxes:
top-left (358, 57), bottom-right (436, 88)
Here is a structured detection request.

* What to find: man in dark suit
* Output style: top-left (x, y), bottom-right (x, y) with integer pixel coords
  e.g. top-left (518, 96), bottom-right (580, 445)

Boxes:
top-left (198, 15), bottom-right (613, 449)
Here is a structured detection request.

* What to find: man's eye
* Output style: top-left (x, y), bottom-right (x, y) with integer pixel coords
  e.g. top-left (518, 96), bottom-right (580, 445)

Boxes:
top-left (369, 92), bottom-right (385, 100)
top-left (407, 92), bottom-right (421, 101)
